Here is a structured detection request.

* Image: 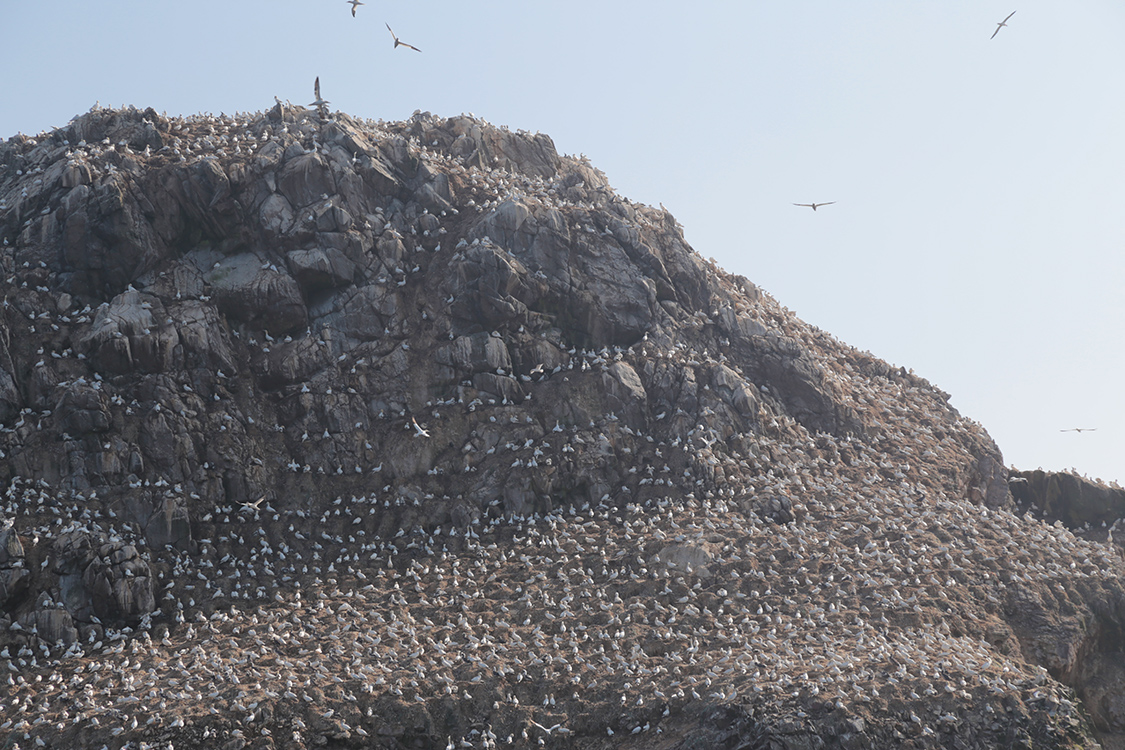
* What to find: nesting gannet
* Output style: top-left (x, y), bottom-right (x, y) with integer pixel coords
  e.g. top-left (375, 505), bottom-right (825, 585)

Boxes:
top-left (990, 11), bottom-right (1016, 39)
top-left (386, 23), bottom-right (422, 52)
top-left (1059, 427), bottom-right (1096, 433)
top-left (792, 202), bottom-right (836, 211)
top-left (347, 0), bottom-right (363, 17)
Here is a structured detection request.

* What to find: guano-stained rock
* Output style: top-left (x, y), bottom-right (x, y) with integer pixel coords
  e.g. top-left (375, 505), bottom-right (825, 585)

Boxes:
top-left (0, 105), bottom-right (1120, 750)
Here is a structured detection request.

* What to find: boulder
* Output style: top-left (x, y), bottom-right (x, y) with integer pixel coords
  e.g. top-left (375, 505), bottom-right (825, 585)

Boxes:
top-left (287, 246), bottom-right (356, 291)
top-left (20, 608), bottom-right (78, 646)
top-left (0, 567), bottom-right (30, 608)
top-left (206, 253), bottom-right (307, 333)
top-left (436, 333), bottom-right (512, 374)
top-left (0, 527), bottom-right (30, 608)
top-left (52, 531), bottom-right (155, 624)
top-left (278, 152), bottom-right (337, 209)
top-left (80, 289), bottom-right (179, 373)
top-left (145, 497), bottom-right (192, 551)
top-left (0, 526), bottom-right (25, 564)
top-left (81, 542), bottom-right (155, 624)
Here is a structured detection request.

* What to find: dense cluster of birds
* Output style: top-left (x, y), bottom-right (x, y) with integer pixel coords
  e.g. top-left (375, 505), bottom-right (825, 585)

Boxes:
top-left (0, 457), bottom-right (1113, 748)
top-left (0, 102), bottom-right (1119, 750)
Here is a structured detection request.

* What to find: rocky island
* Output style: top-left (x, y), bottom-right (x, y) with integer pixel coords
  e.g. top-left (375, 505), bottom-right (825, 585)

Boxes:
top-left (0, 104), bottom-right (1122, 750)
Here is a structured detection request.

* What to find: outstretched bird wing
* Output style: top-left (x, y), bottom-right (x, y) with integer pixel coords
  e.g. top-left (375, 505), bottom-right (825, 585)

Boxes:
top-left (387, 23), bottom-right (421, 52)
top-left (991, 10), bottom-right (1016, 39)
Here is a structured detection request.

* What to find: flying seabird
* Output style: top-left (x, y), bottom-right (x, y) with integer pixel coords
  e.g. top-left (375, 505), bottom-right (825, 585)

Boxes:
top-left (793, 202), bottom-right (836, 211)
top-left (411, 417), bottom-right (430, 438)
top-left (386, 23), bottom-right (422, 52)
top-left (310, 77), bottom-right (330, 118)
top-left (347, 0), bottom-right (363, 17)
top-left (239, 495), bottom-right (267, 513)
top-left (1060, 427), bottom-right (1096, 433)
top-left (991, 11), bottom-right (1016, 39)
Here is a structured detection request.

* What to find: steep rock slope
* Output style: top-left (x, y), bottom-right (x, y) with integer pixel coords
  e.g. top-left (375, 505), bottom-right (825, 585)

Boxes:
top-left (1011, 469), bottom-right (1125, 532)
top-left (0, 105), bottom-right (1122, 750)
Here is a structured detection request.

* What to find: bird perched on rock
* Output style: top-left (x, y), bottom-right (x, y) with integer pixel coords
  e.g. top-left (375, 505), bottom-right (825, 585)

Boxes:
top-left (386, 23), bottom-right (422, 52)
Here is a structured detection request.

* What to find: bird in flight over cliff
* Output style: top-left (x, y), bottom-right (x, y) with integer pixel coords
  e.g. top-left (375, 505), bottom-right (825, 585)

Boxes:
top-left (310, 77), bottom-right (330, 113)
top-left (1060, 427), bottom-right (1097, 433)
top-left (793, 202), bottom-right (836, 211)
top-left (386, 23), bottom-right (422, 52)
top-left (347, 0), bottom-right (363, 17)
top-left (411, 417), bottom-right (430, 438)
top-left (991, 11), bottom-right (1016, 39)
top-left (239, 495), bottom-right (267, 513)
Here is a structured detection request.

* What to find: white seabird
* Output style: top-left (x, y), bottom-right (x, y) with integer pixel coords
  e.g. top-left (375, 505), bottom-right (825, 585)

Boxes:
top-left (991, 10), bottom-right (1016, 39)
top-left (239, 495), bottom-right (266, 513)
top-left (793, 202), bottom-right (836, 211)
top-left (386, 23), bottom-right (422, 52)
top-left (309, 77), bottom-right (330, 117)
top-left (348, 0), bottom-right (364, 17)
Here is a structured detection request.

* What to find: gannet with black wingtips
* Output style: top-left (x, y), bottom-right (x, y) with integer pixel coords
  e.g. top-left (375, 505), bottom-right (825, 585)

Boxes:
top-left (386, 23), bottom-right (422, 52)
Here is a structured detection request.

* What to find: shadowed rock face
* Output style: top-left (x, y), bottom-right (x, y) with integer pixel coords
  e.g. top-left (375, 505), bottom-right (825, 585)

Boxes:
top-left (1010, 469), bottom-right (1125, 531)
top-left (0, 105), bottom-right (1121, 750)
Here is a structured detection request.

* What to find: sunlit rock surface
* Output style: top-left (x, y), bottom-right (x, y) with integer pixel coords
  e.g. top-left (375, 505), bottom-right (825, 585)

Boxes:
top-left (0, 104), bottom-right (1122, 749)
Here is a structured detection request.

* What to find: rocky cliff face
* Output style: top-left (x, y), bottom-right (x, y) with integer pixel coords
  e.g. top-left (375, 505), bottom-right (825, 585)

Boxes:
top-left (0, 105), bottom-right (1122, 750)
top-left (1010, 470), bottom-right (1125, 532)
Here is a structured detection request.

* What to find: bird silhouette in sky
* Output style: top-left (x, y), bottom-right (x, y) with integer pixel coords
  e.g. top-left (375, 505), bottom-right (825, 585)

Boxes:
top-left (347, 0), bottom-right (363, 17)
top-left (991, 11), bottom-right (1016, 39)
top-left (1060, 427), bottom-right (1097, 433)
top-left (387, 23), bottom-right (422, 52)
top-left (793, 202), bottom-right (836, 211)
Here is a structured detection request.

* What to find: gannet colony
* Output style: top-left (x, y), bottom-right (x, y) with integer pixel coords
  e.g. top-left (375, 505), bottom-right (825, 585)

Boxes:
top-left (0, 103), bottom-right (1123, 750)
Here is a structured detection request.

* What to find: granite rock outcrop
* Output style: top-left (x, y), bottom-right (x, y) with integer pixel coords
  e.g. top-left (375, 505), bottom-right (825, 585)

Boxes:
top-left (0, 105), bottom-right (1122, 750)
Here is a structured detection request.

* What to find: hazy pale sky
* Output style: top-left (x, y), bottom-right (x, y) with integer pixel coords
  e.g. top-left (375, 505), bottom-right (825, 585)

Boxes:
top-left (3, 1), bottom-right (1123, 483)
